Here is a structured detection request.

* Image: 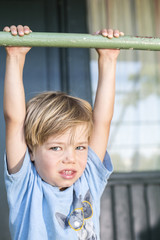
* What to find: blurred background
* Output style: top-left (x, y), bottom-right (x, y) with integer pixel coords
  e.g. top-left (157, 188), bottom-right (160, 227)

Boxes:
top-left (88, 0), bottom-right (160, 172)
top-left (0, 0), bottom-right (160, 239)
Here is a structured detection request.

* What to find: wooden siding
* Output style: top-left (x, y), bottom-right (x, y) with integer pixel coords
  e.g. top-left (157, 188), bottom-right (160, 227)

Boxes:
top-left (100, 172), bottom-right (160, 240)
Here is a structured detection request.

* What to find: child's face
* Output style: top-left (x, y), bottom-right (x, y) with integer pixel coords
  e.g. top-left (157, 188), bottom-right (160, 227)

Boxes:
top-left (30, 124), bottom-right (89, 189)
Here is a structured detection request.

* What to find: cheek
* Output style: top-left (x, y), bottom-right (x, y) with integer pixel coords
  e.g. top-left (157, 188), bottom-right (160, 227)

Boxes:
top-left (43, 158), bottom-right (58, 170)
top-left (78, 152), bottom-right (88, 170)
top-left (35, 152), bottom-right (58, 171)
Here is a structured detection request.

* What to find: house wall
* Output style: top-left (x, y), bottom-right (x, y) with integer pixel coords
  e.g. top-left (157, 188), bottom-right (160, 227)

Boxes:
top-left (0, 1), bottom-right (91, 239)
top-left (100, 172), bottom-right (160, 240)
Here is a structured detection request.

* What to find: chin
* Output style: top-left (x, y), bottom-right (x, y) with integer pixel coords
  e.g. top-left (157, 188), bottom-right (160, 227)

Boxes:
top-left (62, 182), bottom-right (74, 188)
top-left (60, 180), bottom-right (77, 189)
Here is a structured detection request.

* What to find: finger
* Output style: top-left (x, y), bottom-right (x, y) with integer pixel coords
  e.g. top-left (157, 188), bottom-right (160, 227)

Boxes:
top-left (17, 25), bottom-right (25, 36)
top-left (101, 29), bottom-right (108, 37)
top-left (113, 29), bottom-right (120, 38)
top-left (120, 31), bottom-right (124, 36)
top-left (107, 29), bottom-right (114, 39)
top-left (3, 26), bottom-right (11, 32)
top-left (24, 26), bottom-right (31, 35)
top-left (10, 25), bottom-right (17, 36)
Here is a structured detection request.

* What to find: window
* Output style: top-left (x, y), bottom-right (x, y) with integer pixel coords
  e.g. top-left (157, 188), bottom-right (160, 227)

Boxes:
top-left (87, 0), bottom-right (160, 171)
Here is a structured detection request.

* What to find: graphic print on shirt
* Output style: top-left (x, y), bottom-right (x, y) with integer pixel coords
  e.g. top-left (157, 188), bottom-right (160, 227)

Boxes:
top-left (55, 190), bottom-right (97, 240)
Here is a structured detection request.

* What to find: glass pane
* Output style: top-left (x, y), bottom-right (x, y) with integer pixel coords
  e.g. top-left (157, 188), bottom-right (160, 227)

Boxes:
top-left (87, 0), bottom-right (160, 171)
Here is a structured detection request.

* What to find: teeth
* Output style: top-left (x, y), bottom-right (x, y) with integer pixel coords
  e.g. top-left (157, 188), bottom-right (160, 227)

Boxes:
top-left (64, 170), bottom-right (73, 175)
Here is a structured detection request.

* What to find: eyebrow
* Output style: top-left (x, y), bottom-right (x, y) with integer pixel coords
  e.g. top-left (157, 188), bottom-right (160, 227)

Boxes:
top-left (45, 141), bottom-right (88, 145)
top-left (75, 141), bottom-right (88, 145)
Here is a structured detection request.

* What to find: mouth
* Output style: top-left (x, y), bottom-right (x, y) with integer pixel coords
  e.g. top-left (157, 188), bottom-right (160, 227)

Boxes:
top-left (59, 169), bottom-right (77, 179)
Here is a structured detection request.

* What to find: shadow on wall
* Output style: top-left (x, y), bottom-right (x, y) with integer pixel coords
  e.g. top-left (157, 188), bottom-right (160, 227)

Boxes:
top-left (139, 221), bottom-right (160, 240)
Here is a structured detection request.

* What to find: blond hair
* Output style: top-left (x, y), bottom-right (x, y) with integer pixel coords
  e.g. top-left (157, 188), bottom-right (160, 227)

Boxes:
top-left (24, 91), bottom-right (93, 150)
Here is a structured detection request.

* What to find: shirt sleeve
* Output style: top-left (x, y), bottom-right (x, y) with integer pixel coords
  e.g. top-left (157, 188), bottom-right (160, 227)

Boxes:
top-left (84, 146), bottom-right (113, 199)
top-left (4, 149), bottom-right (33, 207)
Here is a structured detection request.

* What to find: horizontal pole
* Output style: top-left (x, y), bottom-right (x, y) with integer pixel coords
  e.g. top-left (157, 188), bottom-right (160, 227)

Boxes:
top-left (0, 31), bottom-right (160, 50)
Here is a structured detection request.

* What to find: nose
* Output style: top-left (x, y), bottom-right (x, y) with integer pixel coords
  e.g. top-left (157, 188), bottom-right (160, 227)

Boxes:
top-left (62, 148), bottom-right (76, 164)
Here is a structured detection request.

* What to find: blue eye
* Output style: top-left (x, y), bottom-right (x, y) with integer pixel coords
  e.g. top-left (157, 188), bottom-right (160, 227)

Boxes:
top-left (51, 146), bottom-right (61, 151)
top-left (76, 146), bottom-right (85, 151)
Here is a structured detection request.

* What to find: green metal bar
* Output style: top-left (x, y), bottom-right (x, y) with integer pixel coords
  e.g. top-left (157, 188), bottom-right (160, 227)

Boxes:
top-left (0, 31), bottom-right (160, 50)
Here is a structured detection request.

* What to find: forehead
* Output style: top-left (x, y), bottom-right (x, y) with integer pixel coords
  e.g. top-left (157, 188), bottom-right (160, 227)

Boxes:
top-left (46, 124), bottom-right (89, 144)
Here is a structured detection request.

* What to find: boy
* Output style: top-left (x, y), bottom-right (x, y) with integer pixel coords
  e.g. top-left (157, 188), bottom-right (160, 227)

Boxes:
top-left (3, 25), bottom-right (123, 239)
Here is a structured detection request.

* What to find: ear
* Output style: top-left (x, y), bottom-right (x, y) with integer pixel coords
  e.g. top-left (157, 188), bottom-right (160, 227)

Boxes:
top-left (29, 148), bottom-right (35, 162)
top-left (84, 190), bottom-right (92, 204)
top-left (55, 212), bottom-right (69, 229)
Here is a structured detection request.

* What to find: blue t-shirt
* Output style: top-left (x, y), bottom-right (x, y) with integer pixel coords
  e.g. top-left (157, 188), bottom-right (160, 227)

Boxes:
top-left (4, 147), bottom-right (113, 240)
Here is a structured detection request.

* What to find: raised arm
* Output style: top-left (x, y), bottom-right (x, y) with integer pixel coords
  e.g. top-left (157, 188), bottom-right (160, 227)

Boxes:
top-left (89, 29), bottom-right (124, 162)
top-left (3, 25), bottom-right (31, 174)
